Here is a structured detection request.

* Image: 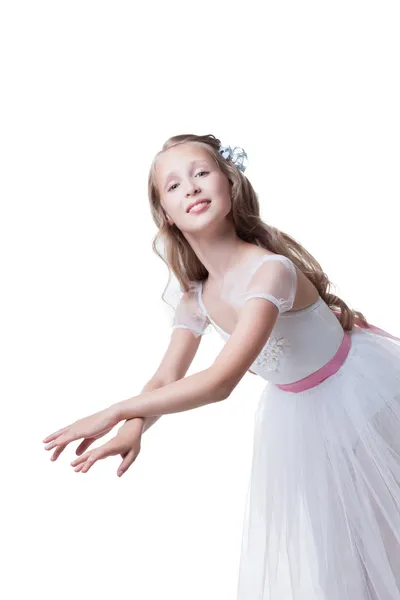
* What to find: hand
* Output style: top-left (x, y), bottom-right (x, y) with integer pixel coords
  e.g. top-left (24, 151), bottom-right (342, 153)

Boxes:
top-left (43, 406), bottom-right (121, 458)
top-left (70, 417), bottom-right (145, 476)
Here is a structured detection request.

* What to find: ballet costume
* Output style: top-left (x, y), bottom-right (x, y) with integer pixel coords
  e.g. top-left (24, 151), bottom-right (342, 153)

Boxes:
top-left (165, 253), bottom-right (400, 600)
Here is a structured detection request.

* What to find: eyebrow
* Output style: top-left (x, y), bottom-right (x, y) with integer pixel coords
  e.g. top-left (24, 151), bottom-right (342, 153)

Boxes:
top-left (163, 159), bottom-right (210, 188)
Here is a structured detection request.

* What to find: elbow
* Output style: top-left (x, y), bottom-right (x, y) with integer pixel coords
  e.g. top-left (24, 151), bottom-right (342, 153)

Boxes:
top-left (214, 386), bottom-right (231, 403)
top-left (216, 384), bottom-right (232, 402)
top-left (206, 368), bottom-right (234, 402)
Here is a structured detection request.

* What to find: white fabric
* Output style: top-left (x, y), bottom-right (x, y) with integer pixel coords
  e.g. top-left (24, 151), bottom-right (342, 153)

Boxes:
top-left (164, 253), bottom-right (400, 598)
top-left (163, 274), bottom-right (212, 338)
top-left (198, 255), bottom-right (345, 385)
top-left (172, 283), bottom-right (211, 338)
top-left (237, 328), bottom-right (400, 600)
top-left (225, 254), bottom-right (298, 314)
top-left (206, 294), bottom-right (346, 385)
top-left (167, 254), bottom-right (298, 342)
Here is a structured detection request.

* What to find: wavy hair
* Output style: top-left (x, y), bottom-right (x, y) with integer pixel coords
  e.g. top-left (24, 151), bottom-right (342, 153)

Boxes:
top-left (148, 133), bottom-right (368, 332)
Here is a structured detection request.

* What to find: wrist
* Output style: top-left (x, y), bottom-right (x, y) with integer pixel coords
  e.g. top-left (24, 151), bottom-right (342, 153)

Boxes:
top-left (118, 415), bottom-right (145, 434)
top-left (113, 397), bottom-right (136, 421)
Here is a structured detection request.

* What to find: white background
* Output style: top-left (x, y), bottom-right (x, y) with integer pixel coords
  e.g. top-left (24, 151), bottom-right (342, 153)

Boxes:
top-left (1, 1), bottom-right (399, 598)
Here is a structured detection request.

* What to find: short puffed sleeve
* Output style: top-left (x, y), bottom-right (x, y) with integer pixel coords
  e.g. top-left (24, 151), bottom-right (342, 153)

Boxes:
top-left (162, 277), bottom-right (212, 338)
top-left (224, 254), bottom-right (298, 314)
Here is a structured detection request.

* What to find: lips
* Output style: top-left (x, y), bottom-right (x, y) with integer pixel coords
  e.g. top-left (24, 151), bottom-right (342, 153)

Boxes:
top-left (186, 199), bottom-right (211, 213)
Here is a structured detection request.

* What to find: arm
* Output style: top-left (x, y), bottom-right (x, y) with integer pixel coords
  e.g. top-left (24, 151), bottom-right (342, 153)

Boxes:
top-left (124, 325), bottom-right (205, 433)
top-left (135, 379), bottom-right (164, 435)
top-left (114, 297), bottom-right (279, 420)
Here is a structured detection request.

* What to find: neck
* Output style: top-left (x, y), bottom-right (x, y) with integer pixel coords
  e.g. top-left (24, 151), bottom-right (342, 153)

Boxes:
top-left (184, 224), bottom-right (255, 282)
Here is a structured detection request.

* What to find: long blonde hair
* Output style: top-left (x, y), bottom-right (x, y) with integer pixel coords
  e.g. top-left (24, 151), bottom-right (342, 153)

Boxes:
top-left (148, 133), bottom-right (368, 332)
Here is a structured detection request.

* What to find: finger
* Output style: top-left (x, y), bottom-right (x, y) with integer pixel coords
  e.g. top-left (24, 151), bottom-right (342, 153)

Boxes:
top-left (82, 438), bottom-right (125, 473)
top-left (71, 439), bottom-right (112, 468)
top-left (45, 432), bottom-right (79, 451)
top-left (72, 454), bottom-right (96, 473)
top-left (75, 438), bottom-right (96, 455)
top-left (70, 453), bottom-right (88, 467)
top-left (73, 445), bottom-right (106, 472)
top-left (43, 427), bottom-right (69, 444)
top-left (70, 445), bottom-right (99, 466)
top-left (80, 452), bottom-right (100, 473)
top-left (50, 444), bottom-right (67, 462)
top-left (117, 448), bottom-right (139, 477)
top-left (45, 439), bottom-right (64, 451)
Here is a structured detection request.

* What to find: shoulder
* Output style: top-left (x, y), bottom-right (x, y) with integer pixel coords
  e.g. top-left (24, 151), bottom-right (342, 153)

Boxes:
top-left (179, 280), bottom-right (208, 318)
top-left (241, 246), bottom-right (293, 265)
top-left (245, 251), bottom-right (297, 278)
top-left (177, 280), bottom-right (201, 303)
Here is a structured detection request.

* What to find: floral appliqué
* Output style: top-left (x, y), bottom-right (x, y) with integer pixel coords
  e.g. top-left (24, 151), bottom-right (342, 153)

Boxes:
top-left (253, 336), bottom-right (290, 372)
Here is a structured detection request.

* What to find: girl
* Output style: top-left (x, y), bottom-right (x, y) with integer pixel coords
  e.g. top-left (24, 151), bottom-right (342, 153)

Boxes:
top-left (43, 133), bottom-right (400, 599)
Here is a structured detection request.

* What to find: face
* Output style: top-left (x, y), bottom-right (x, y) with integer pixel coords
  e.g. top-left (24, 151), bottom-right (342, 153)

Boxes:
top-left (155, 143), bottom-right (232, 233)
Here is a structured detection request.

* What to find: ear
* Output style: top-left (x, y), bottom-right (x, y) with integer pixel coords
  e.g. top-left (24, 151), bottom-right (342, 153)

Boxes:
top-left (165, 213), bottom-right (174, 226)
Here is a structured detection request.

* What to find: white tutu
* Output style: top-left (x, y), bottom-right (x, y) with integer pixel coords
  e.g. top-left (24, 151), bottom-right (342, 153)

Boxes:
top-left (165, 252), bottom-right (400, 598)
top-left (237, 328), bottom-right (400, 600)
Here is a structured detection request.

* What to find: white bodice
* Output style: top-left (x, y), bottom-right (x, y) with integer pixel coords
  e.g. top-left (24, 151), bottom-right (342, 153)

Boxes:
top-left (167, 253), bottom-right (346, 386)
top-left (198, 291), bottom-right (345, 385)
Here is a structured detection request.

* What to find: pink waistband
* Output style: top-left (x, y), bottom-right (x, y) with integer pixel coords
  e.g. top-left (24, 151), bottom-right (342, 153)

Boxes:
top-left (276, 315), bottom-right (399, 393)
top-left (276, 331), bottom-right (351, 392)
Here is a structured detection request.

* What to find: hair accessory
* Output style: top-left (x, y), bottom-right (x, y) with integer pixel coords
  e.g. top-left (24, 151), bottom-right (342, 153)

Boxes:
top-left (218, 144), bottom-right (248, 173)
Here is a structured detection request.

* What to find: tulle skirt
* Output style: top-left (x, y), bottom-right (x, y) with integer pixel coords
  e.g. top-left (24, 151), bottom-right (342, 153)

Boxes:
top-left (236, 328), bottom-right (400, 600)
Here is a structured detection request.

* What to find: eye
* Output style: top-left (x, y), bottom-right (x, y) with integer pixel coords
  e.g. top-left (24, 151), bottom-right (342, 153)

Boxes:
top-left (167, 170), bottom-right (209, 192)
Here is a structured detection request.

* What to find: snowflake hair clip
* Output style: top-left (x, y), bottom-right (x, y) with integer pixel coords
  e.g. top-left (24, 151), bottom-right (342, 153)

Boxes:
top-left (218, 144), bottom-right (248, 173)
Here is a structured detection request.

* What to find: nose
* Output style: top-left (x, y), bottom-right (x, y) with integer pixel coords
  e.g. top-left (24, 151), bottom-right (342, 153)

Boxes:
top-left (185, 183), bottom-right (201, 198)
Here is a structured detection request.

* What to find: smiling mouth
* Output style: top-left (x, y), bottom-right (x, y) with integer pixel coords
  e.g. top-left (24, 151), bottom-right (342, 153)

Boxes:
top-left (187, 200), bottom-right (211, 214)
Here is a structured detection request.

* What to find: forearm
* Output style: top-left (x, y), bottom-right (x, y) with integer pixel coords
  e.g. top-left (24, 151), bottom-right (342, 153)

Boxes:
top-left (124, 378), bottom-right (167, 434)
top-left (141, 415), bottom-right (160, 434)
top-left (115, 367), bottom-right (227, 421)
